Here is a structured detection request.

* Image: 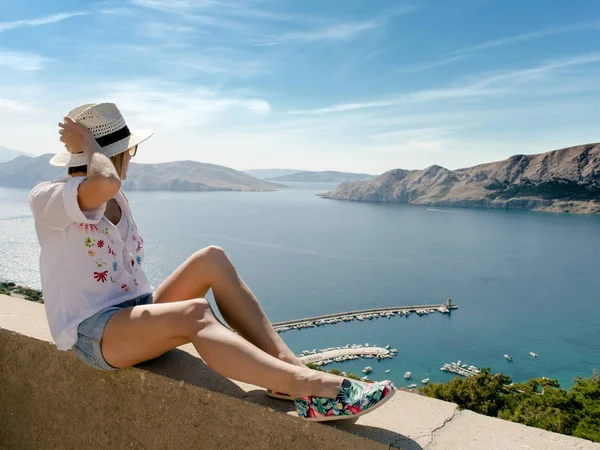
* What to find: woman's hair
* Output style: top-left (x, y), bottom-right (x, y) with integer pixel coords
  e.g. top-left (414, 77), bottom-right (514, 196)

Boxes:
top-left (67, 152), bottom-right (126, 178)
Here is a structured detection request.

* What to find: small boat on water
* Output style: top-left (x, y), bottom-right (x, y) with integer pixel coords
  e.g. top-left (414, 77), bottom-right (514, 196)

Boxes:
top-left (361, 376), bottom-right (369, 381)
top-left (362, 366), bottom-right (374, 374)
top-left (504, 354), bottom-right (513, 361)
top-left (404, 371), bottom-right (411, 379)
top-left (421, 378), bottom-right (430, 384)
top-left (408, 384), bottom-right (417, 389)
top-left (530, 352), bottom-right (538, 358)
top-left (385, 369), bottom-right (391, 373)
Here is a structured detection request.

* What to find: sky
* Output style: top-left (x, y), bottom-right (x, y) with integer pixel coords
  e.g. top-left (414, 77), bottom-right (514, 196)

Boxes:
top-left (1, 0), bottom-right (599, 174)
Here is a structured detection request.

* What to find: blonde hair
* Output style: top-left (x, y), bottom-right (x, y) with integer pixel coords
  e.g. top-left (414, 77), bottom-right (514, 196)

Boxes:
top-left (67, 151), bottom-right (126, 179)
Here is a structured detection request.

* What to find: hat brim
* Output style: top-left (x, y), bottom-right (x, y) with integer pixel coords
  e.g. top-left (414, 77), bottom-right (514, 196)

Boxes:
top-left (49, 129), bottom-right (154, 167)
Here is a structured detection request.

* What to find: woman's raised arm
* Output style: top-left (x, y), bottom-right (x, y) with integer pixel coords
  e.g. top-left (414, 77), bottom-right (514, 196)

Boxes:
top-left (59, 116), bottom-right (121, 210)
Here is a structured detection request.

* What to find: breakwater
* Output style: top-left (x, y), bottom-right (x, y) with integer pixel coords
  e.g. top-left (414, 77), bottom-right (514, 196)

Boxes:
top-left (273, 302), bottom-right (456, 333)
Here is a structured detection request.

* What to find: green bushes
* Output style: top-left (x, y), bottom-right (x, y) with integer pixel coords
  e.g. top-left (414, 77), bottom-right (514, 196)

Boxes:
top-left (0, 281), bottom-right (43, 303)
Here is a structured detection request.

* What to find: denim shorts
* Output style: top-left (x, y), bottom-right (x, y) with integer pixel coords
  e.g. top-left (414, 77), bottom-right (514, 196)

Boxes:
top-left (71, 293), bottom-right (154, 371)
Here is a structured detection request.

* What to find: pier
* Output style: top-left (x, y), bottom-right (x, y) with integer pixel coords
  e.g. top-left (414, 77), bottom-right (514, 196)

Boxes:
top-left (298, 346), bottom-right (394, 366)
top-left (273, 300), bottom-right (457, 333)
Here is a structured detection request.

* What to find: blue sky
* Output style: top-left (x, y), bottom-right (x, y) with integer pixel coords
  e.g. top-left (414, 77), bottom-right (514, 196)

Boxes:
top-left (1, 0), bottom-right (599, 173)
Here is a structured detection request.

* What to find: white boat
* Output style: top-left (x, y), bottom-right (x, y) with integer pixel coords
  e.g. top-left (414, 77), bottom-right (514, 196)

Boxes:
top-left (530, 352), bottom-right (538, 358)
top-left (408, 384), bottom-right (417, 389)
top-left (385, 369), bottom-right (391, 373)
top-left (504, 354), bottom-right (513, 361)
top-left (421, 378), bottom-right (430, 384)
top-left (362, 366), bottom-right (373, 374)
top-left (404, 371), bottom-right (411, 379)
top-left (361, 376), bottom-right (369, 381)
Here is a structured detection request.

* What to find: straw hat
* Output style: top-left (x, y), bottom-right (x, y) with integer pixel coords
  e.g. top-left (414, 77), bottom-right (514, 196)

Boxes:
top-left (49, 103), bottom-right (153, 167)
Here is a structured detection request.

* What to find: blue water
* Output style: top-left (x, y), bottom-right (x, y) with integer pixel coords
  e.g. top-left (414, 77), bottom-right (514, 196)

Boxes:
top-left (1, 183), bottom-right (599, 388)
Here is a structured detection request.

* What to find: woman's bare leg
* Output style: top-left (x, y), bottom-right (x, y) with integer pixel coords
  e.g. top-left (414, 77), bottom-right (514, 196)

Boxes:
top-left (100, 298), bottom-right (342, 398)
top-left (153, 246), bottom-right (305, 368)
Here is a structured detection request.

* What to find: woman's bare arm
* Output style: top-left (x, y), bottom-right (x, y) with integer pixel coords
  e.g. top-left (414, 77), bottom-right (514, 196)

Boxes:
top-left (59, 116), bottom-right (121, 210)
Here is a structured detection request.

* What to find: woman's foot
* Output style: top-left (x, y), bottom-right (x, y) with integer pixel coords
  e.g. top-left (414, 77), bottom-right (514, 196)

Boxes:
top-left (294, 379), bottom-right (396, 422)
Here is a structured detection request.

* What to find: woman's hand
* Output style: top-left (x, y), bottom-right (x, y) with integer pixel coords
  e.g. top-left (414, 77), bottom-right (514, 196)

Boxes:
top-left (58, 116), bottom-right (100, 154)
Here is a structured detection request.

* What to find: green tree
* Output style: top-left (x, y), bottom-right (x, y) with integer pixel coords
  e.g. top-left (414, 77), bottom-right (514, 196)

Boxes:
top-left (570, 371), bottom-right (600, 442)
top-left (420, 368), bottom-right (511, 416)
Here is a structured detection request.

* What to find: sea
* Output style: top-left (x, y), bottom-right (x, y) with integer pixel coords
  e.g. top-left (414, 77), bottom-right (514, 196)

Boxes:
top-left (1, 182), bottom-right (599, 388)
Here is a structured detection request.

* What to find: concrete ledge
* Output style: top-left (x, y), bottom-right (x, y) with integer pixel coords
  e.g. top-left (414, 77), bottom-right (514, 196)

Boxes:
top-left (1, 295), bottom-right (599, 450)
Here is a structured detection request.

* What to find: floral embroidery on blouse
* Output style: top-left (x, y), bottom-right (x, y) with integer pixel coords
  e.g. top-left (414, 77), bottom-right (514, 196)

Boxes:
top-left (121, 284), bottom-right (131, 292)
top-left (94, 271), bottom-right (108, 283)
top-left (88, 249), bottom-right (96, 257)
top-left (97, 240), bottom-right (104, 248)
top-left (112, 261), bottom-right (118, 272)
top-left (136, 255), bottom-right (142, 265)
top-left (84, 237), bottom-right (96, 248)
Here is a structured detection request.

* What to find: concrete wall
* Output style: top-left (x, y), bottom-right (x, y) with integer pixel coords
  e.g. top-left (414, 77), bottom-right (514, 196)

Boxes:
top-left (1, 295), bottom-right (598, 450)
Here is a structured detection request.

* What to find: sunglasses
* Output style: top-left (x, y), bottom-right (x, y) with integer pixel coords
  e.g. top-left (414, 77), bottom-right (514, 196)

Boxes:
top-left (128, 145), bottom-right (138, 157)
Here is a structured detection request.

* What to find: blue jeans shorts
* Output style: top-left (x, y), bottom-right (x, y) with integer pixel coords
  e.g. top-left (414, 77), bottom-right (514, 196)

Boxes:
top-left (71, 293), bottom-right (154, 371)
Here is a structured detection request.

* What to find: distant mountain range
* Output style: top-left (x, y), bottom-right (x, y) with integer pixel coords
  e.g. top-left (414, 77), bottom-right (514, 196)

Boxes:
top-left (0, 146), bottom-right (32, 163)
top-left (266, 170), bottom-right (375, 183)
top-left (0, 154), bottom-right (280, 192)
top-left (242, 169), bottom-right (302, 179)
top-left (243, 168), bottom-right (376, 183)
top-left (322, 143), bottom-right (600, 214)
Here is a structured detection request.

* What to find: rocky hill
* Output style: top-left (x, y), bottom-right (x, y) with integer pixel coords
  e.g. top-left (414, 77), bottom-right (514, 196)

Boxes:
top-left (0, 154), bottom-right (280, 192)
top-left (0, 146), bottom-right (32, 163)
top-left (267, 170), bottom-right (375, 183)
top-left (321, 143), bottom-right (600, 214)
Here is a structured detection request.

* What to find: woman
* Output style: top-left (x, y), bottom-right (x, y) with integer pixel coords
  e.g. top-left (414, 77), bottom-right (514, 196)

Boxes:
top-left (29, 103), bottom-right (395, 422)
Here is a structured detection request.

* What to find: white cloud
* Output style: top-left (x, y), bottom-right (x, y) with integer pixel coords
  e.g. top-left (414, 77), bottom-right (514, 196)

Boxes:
top-left (0, 12), bottom-right (87, 31)
top-left (0, 50), bottom-right (51, 71)
top-left (97, 80), bottom-right (271, 129)
top-left (288, 52), bottom-right (600, 115)
top-left (0, 98), bottom-right (32, 112)
top-left (451, 22), bottom-right (600, 55)
top-left (130, 0), bottom-right (195, 13)
top-left (397, 55), bottom-right (466, 74)
top-left (265, 20), bottom-right (381, 44)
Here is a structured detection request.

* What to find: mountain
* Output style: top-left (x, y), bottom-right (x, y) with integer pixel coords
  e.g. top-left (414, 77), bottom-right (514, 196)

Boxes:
top-left (0, 146), bottom-right (32, 163)
top-left (243, 169), bottom-right (302, 179)
top-left (267, 170), bottom-right (375, 183)
top-left (0, 155), bottom-right (281, 192)
top-left (123, 160), bottom-right (280, 191)
top-left (321, 143), bottom-right (600, 214)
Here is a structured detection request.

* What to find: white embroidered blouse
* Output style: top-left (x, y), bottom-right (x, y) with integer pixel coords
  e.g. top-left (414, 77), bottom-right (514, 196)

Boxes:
top-left (28, 175), bottom-right (153, 350)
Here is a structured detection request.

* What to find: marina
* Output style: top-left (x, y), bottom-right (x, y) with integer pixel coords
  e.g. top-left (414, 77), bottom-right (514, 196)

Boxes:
top-left (440, 361), bottom-right (482, 378)
top-left (273, 300), bottom-right (457, 333)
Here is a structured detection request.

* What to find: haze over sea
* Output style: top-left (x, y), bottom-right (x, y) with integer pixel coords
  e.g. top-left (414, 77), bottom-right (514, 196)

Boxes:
top-left (1, 182), bottom-right (599, 388)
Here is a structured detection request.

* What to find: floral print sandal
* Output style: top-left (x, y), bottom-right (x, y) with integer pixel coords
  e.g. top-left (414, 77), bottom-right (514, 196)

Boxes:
top-left (266, 390), bottom-right (294, 401)
top-left (294, 379), bottom-right (396, 422)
